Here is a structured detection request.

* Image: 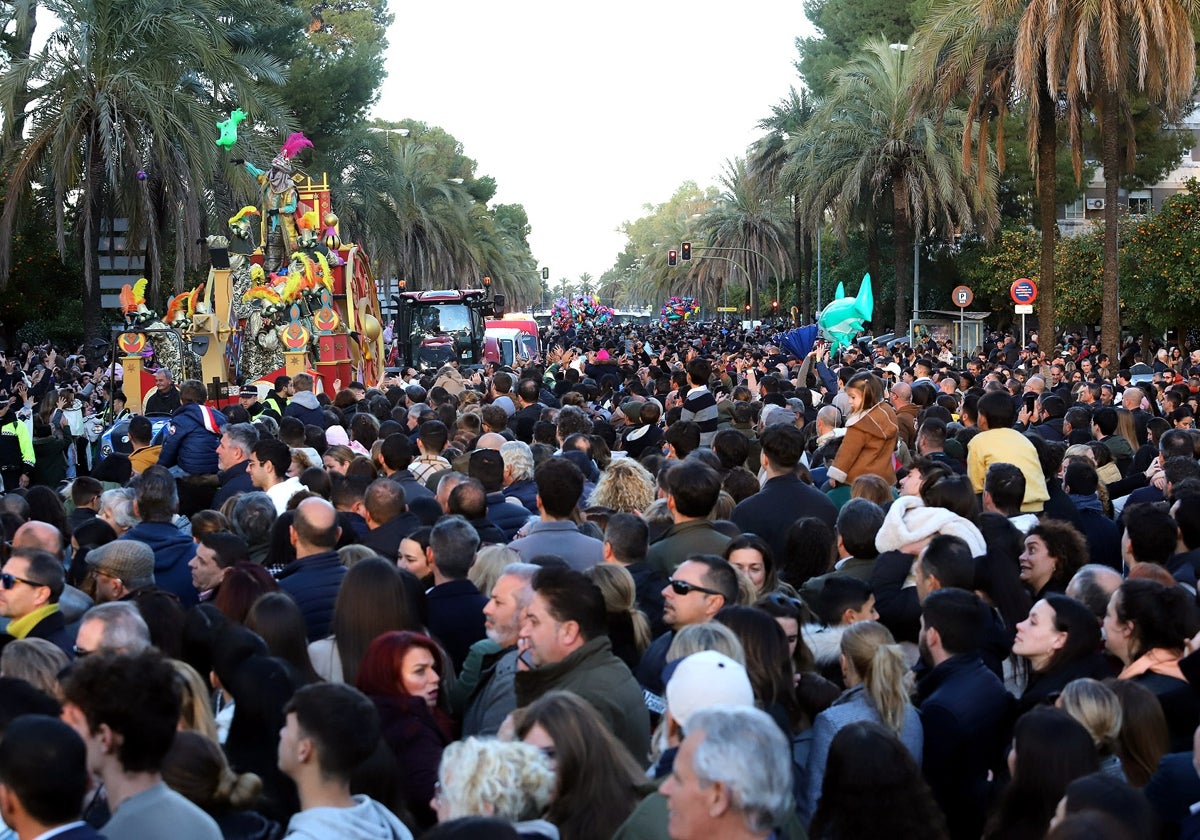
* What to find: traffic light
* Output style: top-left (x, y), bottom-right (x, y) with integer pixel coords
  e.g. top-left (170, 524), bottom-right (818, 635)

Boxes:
top-left (681, 242), bottom-right (692, 261)
top-left (541, 267), bottom-right (549, 280)
top-left (482, 275), bottom-right (492, 287)
top-left (772, 300), bottom-right (779, 310)
top-left (745, 304), bottom-right (751, 312)
top-left (668, 249), bottom-right (678, 267)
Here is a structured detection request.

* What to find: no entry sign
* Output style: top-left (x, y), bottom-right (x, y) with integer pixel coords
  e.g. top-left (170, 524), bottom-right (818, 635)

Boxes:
top-left (1010, 278), bottom-right (1038, 305)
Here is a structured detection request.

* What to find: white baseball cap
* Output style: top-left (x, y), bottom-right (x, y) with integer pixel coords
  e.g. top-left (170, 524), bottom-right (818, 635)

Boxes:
top-left (665, 651), bottom-right (755, 727)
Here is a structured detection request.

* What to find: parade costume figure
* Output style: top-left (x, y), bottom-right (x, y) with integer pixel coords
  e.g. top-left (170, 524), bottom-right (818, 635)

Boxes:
top-left (242, 132), bottom-right (313, 271)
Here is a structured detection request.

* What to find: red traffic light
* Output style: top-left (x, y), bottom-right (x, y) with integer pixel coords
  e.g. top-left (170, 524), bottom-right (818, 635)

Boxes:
top-left (668, 249), bottom-right (678, 267)
top-left (744, 304), bottom-right (751, 312)
top-left (772, 300), bottom-right (779, 308)
top-left (681, 242), bottom-right (692, 261)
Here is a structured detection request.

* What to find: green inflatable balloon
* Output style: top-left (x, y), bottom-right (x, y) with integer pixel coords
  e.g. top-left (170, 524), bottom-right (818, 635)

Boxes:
top-left (817, 274), bottom-right (873, 352)
top-left (215, 109), bottom-right (246, 149)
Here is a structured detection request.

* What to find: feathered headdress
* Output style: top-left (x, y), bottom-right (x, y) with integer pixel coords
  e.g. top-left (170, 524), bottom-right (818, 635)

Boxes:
top-left (120, 278), bottom-right (148, 314)
top-left (280, 132), bottom-right (313, 159)
top-left (243, 286), bottom-right (284, 307)
top-left (165, 292), bottom-right (190, 323)
top-left (297, 210), bottom-right (319, 231)
top-left (313, 252), bottom-right (332, 291)
top-left (228, 206), bottom-right (261, 226)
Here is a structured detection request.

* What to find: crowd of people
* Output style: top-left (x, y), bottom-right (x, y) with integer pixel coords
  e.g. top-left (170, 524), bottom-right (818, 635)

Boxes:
top-left (1, 319), bottom-right (1200, 839)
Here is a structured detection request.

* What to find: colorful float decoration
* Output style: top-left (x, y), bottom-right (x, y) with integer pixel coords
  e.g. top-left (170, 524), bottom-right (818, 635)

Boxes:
top-left (551, 294), bottom-right (613, 331)
top-left (660, 296), bottom-right (700, 323)
top-left (114, 127), bottom-right (386, 398)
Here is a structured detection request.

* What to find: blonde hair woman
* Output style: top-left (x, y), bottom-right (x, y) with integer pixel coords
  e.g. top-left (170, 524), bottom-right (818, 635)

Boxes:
top-left (0, 638), bottom-right (69, 697)
top-left (469, 545), bottom-right (520, 597)
top-left (171, 659), bottom-right (219, 742)
top-left (800, 621), bottom-right (923, 823)
top-left (665, 620), bottom-right (746, 664)
top-left (1057, 678), bottom-right (1125, 780)
top-left (434, 737), bottom-right (556, 838)
top-left (585, 563), bottom-right (652, 666)
top-left (587, 457), bottom-right (655, 513)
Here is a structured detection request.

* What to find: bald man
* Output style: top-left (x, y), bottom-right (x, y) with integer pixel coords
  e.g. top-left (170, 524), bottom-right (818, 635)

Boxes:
top-left (475, 432), bottom-right (507, 451)
top-left (12, 521), bottom-right (63, 557)
top-left (888, 382), bottom-right (919, 450)
top-left (277, 498), bottom-right (346, 640)
top-left (12, 521), bottom-right (93, 624)
top-left (1122, 387), bottom-right (1153, 445)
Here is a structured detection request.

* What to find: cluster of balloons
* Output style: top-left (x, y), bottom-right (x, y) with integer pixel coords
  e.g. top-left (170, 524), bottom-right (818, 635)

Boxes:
top-left (660, 296), bottom-right (699, 323)
top-left (551, 294), bottom-right (613, 331)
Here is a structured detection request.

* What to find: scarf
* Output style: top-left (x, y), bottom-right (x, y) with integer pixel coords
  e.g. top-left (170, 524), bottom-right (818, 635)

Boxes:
top-left (1069, 493), bottom-right (1105, 514)
top-left (1119, 648), bottom-right (1185, 682)
top-left (6, 603), bottom-right (59, 640)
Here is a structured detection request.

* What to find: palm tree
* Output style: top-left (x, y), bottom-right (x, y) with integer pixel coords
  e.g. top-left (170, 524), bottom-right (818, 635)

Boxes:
top-left (361, 141), bottom-right (474, 291)
top-left (577, 272), bottom-right (594, 297)
top-left (0, 0), bottom-right (286, 342)
top-left (751, 87), bottom-right (818, 320)
top-left (692, 158), bottom-right (792, 317)
top-left (792, 39), bottom-right (998, 331)
top-left (1028, 0), bottom-right (1197, 361)
top-left (0, 0), bottom-right (38, 154)
top-left (915, 3), bottom-right (1062, 341)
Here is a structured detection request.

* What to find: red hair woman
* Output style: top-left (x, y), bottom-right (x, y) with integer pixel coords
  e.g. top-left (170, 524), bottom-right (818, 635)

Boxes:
top-left (357, 630), bottom-right (454, 830)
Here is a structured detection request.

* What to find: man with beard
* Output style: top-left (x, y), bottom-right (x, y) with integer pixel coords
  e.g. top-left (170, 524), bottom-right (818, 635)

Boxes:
top-left (460, 563), bottom-right (539, 737)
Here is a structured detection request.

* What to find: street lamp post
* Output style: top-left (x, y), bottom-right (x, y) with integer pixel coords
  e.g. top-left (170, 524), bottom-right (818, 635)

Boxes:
top-left (368, 126), bottom-right (410, 148)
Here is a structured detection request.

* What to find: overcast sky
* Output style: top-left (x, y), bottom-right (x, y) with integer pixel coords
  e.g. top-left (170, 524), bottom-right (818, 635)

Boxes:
top-left (374, 1), bottom-right (815, 286)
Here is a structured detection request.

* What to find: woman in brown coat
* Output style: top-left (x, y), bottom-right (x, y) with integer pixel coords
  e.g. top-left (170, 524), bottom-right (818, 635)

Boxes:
top-left (828, 372), bottom-right (899, 487)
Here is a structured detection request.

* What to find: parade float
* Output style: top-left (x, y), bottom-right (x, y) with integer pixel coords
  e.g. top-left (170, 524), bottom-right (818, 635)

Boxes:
top-left (113, 129), bottom-right (386, 411)
top-left (660, 296), bottom-right (700, 324)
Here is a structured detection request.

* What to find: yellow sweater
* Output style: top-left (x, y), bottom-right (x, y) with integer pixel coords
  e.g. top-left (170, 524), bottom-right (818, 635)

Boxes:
top-left (966, 427), bottom-right (1050, 513)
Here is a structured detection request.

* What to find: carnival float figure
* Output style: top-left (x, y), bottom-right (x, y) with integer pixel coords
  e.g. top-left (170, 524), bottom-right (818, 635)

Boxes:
top-left (236, 132), bottom-right (314, 272)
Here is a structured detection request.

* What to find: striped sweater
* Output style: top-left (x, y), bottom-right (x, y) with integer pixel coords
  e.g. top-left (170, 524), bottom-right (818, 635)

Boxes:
top-left (681, 386), bottom-right (718, 447)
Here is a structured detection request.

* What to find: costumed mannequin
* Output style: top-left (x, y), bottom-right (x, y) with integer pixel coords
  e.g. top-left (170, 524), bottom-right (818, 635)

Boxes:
top-left (239, 132), bottom-right (314, 271)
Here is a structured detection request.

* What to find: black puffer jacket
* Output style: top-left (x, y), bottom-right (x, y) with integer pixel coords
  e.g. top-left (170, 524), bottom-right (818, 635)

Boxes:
top-left (276, 551), bottom-right (346, 641)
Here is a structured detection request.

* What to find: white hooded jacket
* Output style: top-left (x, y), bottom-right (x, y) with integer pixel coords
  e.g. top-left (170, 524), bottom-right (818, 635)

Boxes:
top-left (285, 795), bottom-right (413, 840)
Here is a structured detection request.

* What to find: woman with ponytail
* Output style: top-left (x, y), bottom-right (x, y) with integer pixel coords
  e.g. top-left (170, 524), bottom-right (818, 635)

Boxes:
top-left (161, 730), bottom-right (281, 840)
top-left (799, 621), bottom-right (922, 825)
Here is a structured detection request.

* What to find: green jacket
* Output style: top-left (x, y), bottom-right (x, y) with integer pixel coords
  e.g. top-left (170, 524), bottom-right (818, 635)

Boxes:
top-left (514, 636), bottom-right (650, 762)
top-left (646, 519), bottom-right (733, 577)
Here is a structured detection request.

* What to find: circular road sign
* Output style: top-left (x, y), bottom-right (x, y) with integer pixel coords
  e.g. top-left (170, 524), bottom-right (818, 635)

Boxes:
top-left (951, 285), bottom-right (974, 308)
top-left (1010, 278), bottom-right (1038, 305)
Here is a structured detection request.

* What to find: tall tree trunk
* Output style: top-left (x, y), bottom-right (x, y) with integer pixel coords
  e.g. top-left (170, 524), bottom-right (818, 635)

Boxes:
top-left (801, 232), bottom-right (813, 324)
top-left (1036, 76), bottom-right (1058, 350)
top-left (793, 196), bottom-right (805, 319)
top-left (893, 175), bottom-right (913, 334)
top-left (82, 136), bottom-right (103, 345)
top-left (1100, 91), bottom-right (1121, 365)
top-left (867, 227), bottom-right (882, 327)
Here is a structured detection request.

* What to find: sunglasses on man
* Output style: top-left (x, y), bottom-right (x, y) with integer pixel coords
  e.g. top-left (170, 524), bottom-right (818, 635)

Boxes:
top-left (0, 572), bottom-right (48, 590)
top-left (667, 578), bottom-right (722, 597)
